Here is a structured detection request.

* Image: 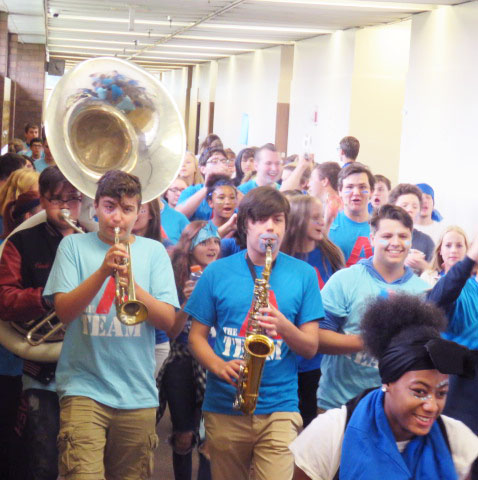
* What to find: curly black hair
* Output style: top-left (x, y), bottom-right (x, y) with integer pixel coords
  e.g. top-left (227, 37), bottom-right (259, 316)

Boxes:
top-left (360, 293), bottom-right (447, 360)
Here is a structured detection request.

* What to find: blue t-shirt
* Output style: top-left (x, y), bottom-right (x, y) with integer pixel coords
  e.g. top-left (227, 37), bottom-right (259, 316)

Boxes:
top-left (238, 180), bottom-right (280, 195)
top-left (220, 238), bottom-right (243, 258)
top-left (443, 276), bottom-right (478, 349)
top-left (33, 156), bottom-right (49, 173)
top-left (329, 211), bottom-right (372, 267)
top-left (177, 184), bottom-right (211, 221)
top-left (318, 257), bottom-right (429, 409)
top-left (0, 344), bottom-right (22, 376)
top-left (43, 232), bottom-right (179, 409)
top-left (161, 201), bottom-right (189, 245)
top-left (294, 248), bottom-right (334, 373)
top-left (184, 251), bottom-right (324, 415)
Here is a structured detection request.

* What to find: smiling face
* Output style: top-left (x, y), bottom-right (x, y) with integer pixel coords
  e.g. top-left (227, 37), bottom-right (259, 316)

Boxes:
top-left (254, 149), bottom-right (282, 186)
top-left (207, 185), bottom-right (237, 221)
top-left (384, 370), bottom-right (449, 441)
top-left (440, 230), bottom-right (467, 273)
top-left (191, 237), bottom-right (220, 268)
top-left (372, 218), bottom-right (412, 269)
top-left (340, 172), bottom-right (371, 218)
top-left (95, 195), bottom-right (139, 244)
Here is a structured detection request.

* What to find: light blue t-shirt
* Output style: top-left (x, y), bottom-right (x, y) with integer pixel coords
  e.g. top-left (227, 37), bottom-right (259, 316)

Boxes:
top-left (33, 156), bottom-right (50, 173)
top-left (318, 258), bottom-right (429, 410)
top-left (238, 180), bottom-right (280, 195)
top-left (43, 232), bottom-right (179, 409)
top-left (329, 210), bottom-right (373, 267)
top-left (184, 251), bottom-right (324, 415)
top-left (161, 201), bottom-right (189, 245)
top-left (177, 184), bottom-right (211, 221)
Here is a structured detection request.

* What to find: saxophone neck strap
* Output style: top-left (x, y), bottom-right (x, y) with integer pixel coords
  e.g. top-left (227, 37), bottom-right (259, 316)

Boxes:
top-left (245, 253), bottom-right (276, 282)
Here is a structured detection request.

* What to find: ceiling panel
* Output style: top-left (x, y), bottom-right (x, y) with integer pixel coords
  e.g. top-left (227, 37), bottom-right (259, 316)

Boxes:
top-left (0, 0), bottom-right (468, 69)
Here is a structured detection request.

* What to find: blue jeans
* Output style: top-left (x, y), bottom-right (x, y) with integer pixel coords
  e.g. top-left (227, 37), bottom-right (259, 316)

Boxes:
top-left (162, 354), bottom-right (211, 480)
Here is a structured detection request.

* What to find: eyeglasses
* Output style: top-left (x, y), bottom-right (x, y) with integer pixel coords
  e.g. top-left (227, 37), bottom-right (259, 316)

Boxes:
top-left (207, 157), bottom-right (234, 166)
top-left (45, 196), bottom-right (82, 207)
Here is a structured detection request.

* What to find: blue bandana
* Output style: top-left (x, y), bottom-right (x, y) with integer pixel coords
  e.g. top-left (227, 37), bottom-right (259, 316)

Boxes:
top-left (190, 222), bottom-right (220, 251)
top-left (339, 389), bottom-right (457, 480)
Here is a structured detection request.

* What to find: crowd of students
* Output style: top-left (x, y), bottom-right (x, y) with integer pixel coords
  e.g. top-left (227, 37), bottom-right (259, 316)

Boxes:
top-left (0, 130), bottom-right (477, 480)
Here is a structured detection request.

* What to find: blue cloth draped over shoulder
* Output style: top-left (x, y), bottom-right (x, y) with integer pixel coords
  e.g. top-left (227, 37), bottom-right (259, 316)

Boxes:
top-left (340, 389), bottom-right (457, 480)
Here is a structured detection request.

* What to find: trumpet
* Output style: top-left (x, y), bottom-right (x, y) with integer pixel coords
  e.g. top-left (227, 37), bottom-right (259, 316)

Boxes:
top-left (114, 227), bottom-right (148, 326)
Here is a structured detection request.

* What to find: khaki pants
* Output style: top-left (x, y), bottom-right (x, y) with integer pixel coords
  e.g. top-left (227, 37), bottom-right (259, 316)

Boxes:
top-left (58, 396), bottom-right (158, 480)
top-left (204, 411), bottom-right (302, 480)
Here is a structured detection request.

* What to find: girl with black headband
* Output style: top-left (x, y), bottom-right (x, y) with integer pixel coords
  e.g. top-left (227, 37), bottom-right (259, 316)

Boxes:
top-left (290, 293), bottom-right (478, 480)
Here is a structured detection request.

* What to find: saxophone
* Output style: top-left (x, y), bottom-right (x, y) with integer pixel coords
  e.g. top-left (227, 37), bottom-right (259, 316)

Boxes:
top-left (233, 238), bottom-right (276, 415)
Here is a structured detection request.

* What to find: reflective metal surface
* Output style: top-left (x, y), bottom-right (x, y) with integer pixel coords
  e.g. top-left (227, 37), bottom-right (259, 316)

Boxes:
top-left (45, 57), bottom-right (186, 202)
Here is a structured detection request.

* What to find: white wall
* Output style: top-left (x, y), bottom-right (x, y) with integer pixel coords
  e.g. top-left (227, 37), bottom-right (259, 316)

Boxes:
top-left (399, 3), bottom-right (478, 236)
top-left (214, 47), bottom-right (282, 152)
top-left (161, 67), bottom-right (188, 121)
top-left (349, 21), bottom-right (411, 185)
top-left (288, 30), bottom-right (356, 162)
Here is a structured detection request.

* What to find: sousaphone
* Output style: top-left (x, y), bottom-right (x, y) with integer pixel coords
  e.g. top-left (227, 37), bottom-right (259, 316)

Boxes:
top-left (0, 57), bottom-right (186, 361)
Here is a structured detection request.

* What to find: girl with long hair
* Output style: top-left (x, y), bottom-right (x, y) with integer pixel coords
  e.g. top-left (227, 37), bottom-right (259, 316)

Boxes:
top-left (158, 221), bottom-right (221, 480)
top-left (132, 198), bottom-right (171, 378)
top-left (233, 148), bottom-right (255, 186)
top-left (179, 152), bottom-right (204, 186)
top-left (421, 226), bottom-right (478, 445)
top-left (281, 193), bottom-right (344, 427)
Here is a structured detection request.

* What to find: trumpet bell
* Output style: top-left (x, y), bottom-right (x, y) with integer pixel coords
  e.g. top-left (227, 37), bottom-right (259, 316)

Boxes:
top-left (118, 301), bottom-right (148, 326)
top-left (45, 57), bottom-right (186, 203)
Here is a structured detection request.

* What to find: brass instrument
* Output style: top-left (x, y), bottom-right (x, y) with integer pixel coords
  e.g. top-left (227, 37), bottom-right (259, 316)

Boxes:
top-left (233, 239), bottom-right (275, 415)
top-left (61, 208), bottom-right (85, 234)
top-left (0, 57), bottom-right (185, 360)
top-left (114, 227), bottom-right (148, 326)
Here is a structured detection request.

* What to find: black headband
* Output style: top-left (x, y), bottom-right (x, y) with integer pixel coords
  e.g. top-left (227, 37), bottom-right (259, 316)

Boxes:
top-left (379, 337), bottom-right (477, 384)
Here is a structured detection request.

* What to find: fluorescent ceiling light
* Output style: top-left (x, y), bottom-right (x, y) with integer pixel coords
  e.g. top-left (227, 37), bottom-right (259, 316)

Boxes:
top-left (49, 27), bottom-right (164, 37)
top-left (50, 50), bottom-right (200, 63)
top-left (49, 37), bottom-right (253, 51)
top-left (196, 24), bottom-right (332, 34)
top-left (48, 28), bottom-right (293, 44)
top-left (251, 0), bottom-right (435, 10)
top-left (48, 14), bottom-right (189, 26)
top-left (49, 44), bottom-right (218, 58)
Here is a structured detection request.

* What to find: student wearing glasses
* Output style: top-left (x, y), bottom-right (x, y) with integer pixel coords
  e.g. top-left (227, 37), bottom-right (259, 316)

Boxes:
top-left (176, 148), bottom-right (235, 221)
top-left (0, 166), bottom-right (84, 480)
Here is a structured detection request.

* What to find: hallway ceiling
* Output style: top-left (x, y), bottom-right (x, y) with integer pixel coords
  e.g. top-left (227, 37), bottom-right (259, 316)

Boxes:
top-left (0, 0), bottom-right (469, 74)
